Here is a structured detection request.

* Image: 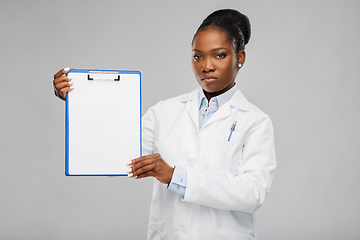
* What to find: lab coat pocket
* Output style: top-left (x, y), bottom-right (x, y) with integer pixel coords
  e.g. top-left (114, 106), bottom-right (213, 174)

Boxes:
top-left (218, 228), bottom-right (255, 240)
top-left (147, 223), bottom-right (161, 240)
top-left (208, 130), bottom-right (247, 173)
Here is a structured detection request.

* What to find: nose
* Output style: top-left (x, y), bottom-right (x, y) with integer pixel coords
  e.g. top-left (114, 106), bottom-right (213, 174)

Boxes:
top-left (201, 57), bottom-right (215, 73)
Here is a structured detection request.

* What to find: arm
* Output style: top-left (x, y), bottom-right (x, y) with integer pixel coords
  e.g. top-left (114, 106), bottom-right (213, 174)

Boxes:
top-left (183, 115), bottom-right (276, 213)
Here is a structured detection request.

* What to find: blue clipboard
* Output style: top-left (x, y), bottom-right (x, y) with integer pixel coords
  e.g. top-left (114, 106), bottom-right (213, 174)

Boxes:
top-left (65, 69), bottom-right (142, 176)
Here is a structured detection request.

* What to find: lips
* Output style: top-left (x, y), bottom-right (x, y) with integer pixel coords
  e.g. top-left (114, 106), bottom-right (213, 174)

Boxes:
top-left (202, 76), bottom-right (217, 83)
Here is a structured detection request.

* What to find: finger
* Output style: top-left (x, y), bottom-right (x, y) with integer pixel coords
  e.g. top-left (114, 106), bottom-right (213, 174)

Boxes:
top-left (127, 160), bottom-right (134, 165)
top-left (131, 162), bottom-right (157, 177)
top-left (135, 170), bottom-right (156, 179)
top-left (130, 156), bottom-right (151, 167)
top-left (54, 80), bottom-right (72, 100)
top-left (53, 75), bottom-right (71, 85)
top-left (60, 87), bottom-right (73, 99)
top-left (55, 81), bottom-right (72, 91)
top-left (54, 67), bottom-right (70, 79)
top-left (130, 158), bottom-right (155, 174)
top-left (129, 153), bottom-right (162, 175)
top-left (130, 153), bottom-right (161, 165)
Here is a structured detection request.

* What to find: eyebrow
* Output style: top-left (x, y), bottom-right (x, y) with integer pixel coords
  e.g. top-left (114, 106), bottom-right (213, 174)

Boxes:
top-left (192, 47), bottom-right (228, 53)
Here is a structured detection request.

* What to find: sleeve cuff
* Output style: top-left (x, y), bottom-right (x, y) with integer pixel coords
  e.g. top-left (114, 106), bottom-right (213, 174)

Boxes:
top-left (167, 166), bottom-right (187, 197)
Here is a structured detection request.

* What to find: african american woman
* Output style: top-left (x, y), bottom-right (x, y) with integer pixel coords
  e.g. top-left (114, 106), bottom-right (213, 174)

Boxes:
top-left (53, 9), bottom-right (276, 240)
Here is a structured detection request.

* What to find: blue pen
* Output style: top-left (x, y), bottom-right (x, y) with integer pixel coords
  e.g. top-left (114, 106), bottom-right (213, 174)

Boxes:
top-left (228, 121), bottom-right (237, 141)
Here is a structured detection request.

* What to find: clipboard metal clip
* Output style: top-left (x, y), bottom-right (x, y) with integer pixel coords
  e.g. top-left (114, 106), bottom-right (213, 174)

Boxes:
top-left (88, 71), bottom-right (120, 81)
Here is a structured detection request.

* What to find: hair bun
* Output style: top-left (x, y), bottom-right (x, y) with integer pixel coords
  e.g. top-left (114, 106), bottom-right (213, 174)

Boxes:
top-left (203, 9), bottom-right (251, 45)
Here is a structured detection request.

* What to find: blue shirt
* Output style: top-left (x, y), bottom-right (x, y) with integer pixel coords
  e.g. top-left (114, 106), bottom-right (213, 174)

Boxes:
top-left (168, 85), bottom-right (238, 197)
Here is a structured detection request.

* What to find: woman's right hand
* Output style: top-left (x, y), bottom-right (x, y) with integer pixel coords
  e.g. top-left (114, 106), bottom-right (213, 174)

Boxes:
top-left (53, 67), bottom-right (73, 101)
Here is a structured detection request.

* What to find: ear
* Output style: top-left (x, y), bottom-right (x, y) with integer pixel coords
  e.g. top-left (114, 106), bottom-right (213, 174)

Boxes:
top-left (237, 50), bottom-right (246, 68)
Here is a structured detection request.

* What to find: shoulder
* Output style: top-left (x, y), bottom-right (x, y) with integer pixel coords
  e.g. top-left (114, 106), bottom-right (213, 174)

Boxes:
top-left (231, 90), bottom-right (273, 129)
top-left (149, 88), bottom-right (198, 112)
top-left (231, 90), bottom-right (268, 117)
top-left (249, 102), bottom-right (270, 120)
top-left (143, 89), bottom-right (198, 122)
top-left (163, 88), bottom-right (198, 105)
top-left (246, 103), bottom-right (274, 137)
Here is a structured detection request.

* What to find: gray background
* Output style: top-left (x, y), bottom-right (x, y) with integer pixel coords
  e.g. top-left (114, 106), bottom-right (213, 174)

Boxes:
top-left (1, 0), bottom-right (359, 239)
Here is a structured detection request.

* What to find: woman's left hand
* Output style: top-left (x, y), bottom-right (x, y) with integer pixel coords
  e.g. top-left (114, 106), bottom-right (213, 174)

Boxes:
top-left (128, 153), bottom-right (174, 184)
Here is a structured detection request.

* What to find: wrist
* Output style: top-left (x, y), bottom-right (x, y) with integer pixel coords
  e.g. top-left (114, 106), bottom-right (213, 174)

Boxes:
top-left (167, 166), bottom-right (175, 185)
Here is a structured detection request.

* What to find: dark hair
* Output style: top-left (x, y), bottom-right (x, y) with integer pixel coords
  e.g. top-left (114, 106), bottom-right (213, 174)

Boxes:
top-left (192, 9), bottom-right (251, 54)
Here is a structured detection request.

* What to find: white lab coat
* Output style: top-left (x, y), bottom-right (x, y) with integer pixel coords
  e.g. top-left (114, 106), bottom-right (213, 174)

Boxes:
top-left (142, 88), bottom-right (276, 240)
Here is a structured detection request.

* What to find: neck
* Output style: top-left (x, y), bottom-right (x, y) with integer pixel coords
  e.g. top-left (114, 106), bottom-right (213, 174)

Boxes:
top-left (203, 82), bottom-right (235, 101)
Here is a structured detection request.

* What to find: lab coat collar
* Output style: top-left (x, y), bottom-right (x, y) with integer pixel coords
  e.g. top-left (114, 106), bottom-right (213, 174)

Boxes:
top-left (179, 87), bottom-right (250, 129)
top-left (179, 88), bottom-right (200, 130)
top-left (229, 89), bottom-right (251, 111)
top-left (179, 87), bottom-right (250, 111)
top-left (178, 88), bottom-right (200, 102)
top-left (202, 90), bottom-right (250, 127)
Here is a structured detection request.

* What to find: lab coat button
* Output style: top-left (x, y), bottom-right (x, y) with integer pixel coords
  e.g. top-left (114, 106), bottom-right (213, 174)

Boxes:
top-left (182, 227), bottom-right (187, 234)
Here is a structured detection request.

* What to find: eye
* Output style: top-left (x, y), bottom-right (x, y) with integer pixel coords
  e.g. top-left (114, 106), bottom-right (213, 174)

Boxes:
top-left (193, 55), bottom-right (202, 61)
top-left (216, 53), bottom-right (227, 59)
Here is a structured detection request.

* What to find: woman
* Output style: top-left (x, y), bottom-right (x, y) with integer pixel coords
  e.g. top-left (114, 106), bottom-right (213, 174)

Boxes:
top-left (53, 9), bottom-right (276, 240)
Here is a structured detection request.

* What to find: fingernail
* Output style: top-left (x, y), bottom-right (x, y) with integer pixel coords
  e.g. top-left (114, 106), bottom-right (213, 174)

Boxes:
top-left (127, 168), bottom-right (132, 173)
top-left (128, 160), bottom-right (133, 165)
top-left (64, 67), bottom-right (70, 72)
top-left (69, 81), bottom-right (73, 84)
top-left (128, 173), bottom-right (133, 177)
top-left (70, 86), bottom-right (74, 89)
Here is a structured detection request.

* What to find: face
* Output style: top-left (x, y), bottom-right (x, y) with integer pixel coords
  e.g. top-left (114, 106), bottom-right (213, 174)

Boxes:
top-left (192, 26), bottom-right (245, 98)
